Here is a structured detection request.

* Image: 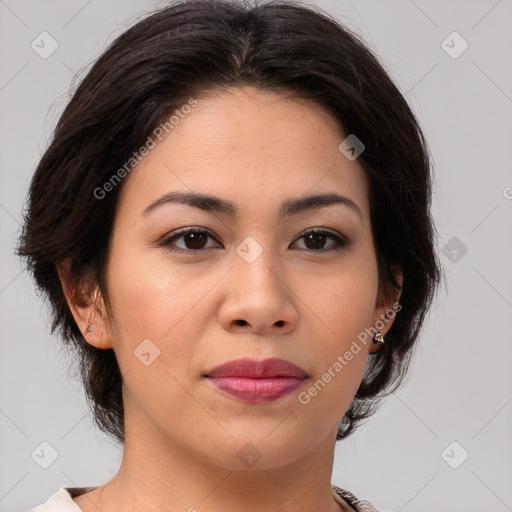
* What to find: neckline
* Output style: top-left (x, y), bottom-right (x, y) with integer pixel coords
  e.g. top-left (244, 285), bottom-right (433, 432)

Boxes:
top-left (64, 485), bottom-right (360, 511)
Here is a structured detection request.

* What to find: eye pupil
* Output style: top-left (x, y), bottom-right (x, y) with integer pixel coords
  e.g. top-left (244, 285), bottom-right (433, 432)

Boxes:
top-left (185, 232), bottom-right (208, 249)
top-left (304, 232), bottom-right (327, 250)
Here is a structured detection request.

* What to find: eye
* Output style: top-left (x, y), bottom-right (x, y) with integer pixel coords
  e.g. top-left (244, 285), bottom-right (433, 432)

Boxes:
top-left (159, 227), bottom-right (221, 254)
top-left (159, 227), bottom-right (348, 254)
top-left (291, 228), bottom-right (348, 252)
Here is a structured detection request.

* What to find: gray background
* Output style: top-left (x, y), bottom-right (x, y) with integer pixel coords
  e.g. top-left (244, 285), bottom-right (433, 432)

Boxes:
top-left (1, 1), bottom-right (511, 511)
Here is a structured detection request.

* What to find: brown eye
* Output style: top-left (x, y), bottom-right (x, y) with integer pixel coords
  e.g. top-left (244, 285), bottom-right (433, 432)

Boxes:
top-left (181, 231), bottom-right (209, 250)
top-left (160, 227), bottom-right (348, 254)
top-left (160, 228), bottom-right (221, 253)
top-left (292, 229), bottom-right (348, 252)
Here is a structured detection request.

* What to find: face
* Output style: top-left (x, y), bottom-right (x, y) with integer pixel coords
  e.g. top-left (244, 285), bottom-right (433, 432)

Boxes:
top-left (65, 85), bottom-right (401, 470)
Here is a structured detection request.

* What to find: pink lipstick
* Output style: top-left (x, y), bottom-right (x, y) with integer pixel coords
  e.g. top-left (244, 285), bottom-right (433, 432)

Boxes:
top-left (205, 357), bottom-right (307, 404)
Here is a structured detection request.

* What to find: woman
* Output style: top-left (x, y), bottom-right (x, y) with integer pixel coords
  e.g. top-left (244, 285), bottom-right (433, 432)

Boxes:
top-left (18, 0), bottom-right (444, 511)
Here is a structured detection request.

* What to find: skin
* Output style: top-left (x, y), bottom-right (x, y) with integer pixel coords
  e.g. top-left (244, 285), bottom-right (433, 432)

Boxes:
top-left (60, 85), bottom-right (402, 512)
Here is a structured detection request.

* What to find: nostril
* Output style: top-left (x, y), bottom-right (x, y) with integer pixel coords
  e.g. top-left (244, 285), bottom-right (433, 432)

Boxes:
top-left (235, 319), bottom-right (247, 326)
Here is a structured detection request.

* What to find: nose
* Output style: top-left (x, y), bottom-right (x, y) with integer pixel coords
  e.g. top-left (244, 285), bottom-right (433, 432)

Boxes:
top-left (218, 250), bottom-right (299, 335)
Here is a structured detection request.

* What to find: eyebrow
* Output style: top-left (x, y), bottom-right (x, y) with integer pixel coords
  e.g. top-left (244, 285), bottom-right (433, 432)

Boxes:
top-left (143, 191), bottom-right (363, 220)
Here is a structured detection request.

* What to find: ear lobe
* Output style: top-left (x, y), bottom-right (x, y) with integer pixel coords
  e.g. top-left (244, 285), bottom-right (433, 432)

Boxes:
top-left (57, 262), bottom-right (113, 350)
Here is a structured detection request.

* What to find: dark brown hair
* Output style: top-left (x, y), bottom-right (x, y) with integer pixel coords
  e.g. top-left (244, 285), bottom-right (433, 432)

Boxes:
top-left (17, 0), bottom-right (445, 445)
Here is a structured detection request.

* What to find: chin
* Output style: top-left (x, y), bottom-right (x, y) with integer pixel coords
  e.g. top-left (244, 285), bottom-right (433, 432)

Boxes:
top-left (197, 431), bottom-right (315, 471)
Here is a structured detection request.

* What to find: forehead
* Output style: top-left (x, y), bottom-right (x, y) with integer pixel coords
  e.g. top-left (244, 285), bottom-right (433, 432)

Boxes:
top-left (117, 86), bottom-right (370, 221)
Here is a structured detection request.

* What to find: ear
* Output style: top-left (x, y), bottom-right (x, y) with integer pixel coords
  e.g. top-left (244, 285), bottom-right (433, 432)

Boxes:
top-left (369, 267), bottom-right (403, 354)
top-left (57, 261), bottom-right (113, 350)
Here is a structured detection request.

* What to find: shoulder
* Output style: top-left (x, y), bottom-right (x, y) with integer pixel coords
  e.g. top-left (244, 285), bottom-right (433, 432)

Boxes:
top-left (331, 484), bottom-right (386, 512)
top-left (28, 486), bottom-right (97, 512)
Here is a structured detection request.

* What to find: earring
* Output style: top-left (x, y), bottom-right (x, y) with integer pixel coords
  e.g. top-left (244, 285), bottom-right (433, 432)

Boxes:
top-left (373, 331), bottom-right (384, 346)
top-left (85, 325), bottom-right (93, 334)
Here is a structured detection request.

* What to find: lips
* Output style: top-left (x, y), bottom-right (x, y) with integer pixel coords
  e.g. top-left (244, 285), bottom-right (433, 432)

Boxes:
top-left (206, 357), bottom-right (307, 379)
top-left (205, 358), bottom-right (307, 404)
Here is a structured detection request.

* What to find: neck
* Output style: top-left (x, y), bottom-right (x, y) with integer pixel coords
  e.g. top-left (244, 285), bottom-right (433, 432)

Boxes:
top-left (79, 407), bottom-right (348, 512)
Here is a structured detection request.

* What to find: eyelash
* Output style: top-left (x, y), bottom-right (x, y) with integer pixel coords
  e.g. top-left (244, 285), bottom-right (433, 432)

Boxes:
top-left (158, 227), bottom-right (349, 254)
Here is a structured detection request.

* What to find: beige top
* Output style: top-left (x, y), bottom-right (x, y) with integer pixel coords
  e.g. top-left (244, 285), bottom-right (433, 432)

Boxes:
top-left (29, 484), bottom-right (383, 511)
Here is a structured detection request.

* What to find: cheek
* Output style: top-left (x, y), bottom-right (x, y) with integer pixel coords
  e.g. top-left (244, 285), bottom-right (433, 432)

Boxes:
top-left (105, 251), bottom-right (228, 369)
top-left (104, 259), bottom-right (211, 423)
top-left (297, 261), bottom-right (378, 345)
top-left (295, 275), bottom-right (373, 422)
top-left (293, 259), bottom-right (377, 395)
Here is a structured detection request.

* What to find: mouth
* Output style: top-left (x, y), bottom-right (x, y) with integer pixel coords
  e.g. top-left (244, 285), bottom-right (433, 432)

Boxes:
top-left (204, 357), bottom-right (307, 404)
